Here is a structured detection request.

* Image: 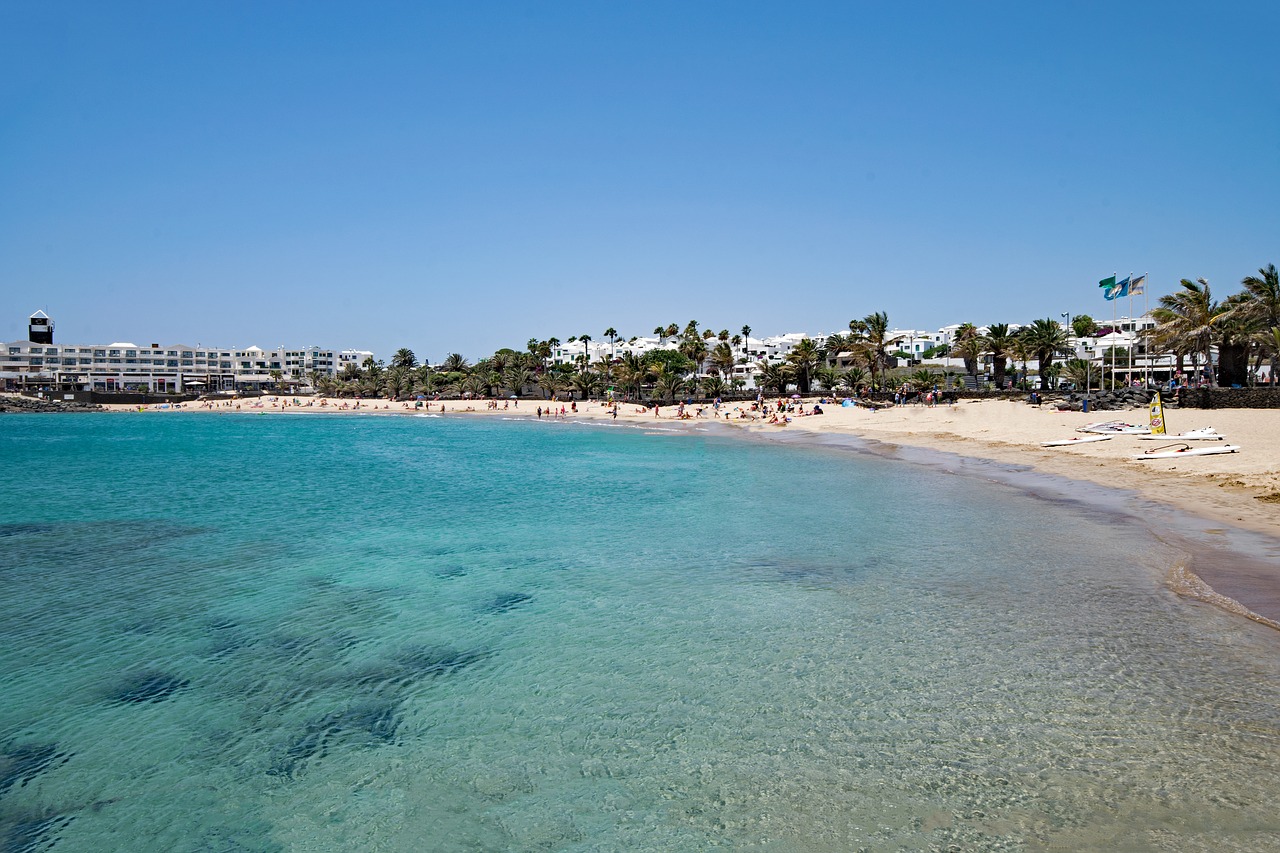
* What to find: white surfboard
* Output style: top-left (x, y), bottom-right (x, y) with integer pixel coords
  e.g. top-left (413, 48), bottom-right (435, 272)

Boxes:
top-left (1137, 427), bottom-right (1224, 441)
top-left (1078, 421), bottom-right (1151, 435)
top-left (1042, 435), bottom-right (1113, 447)
top-left (1133, 444), bottom-right (1241, 460)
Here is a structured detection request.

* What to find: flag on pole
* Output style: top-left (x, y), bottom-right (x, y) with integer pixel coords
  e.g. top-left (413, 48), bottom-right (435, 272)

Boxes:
top-left (1129, 274), bottom-right (1146, 296)
top-left (1105, 276), bottom-right (1131, 300)
top-left (1098, 274), bottom-right (1116, 290)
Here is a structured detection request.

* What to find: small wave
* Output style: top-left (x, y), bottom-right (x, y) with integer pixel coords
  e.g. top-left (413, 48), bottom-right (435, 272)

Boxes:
top-left (1168, 562), bottom-right (1280, 631)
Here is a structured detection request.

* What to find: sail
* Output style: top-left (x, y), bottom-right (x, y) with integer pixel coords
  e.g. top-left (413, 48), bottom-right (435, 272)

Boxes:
top-left (1148, 391), bottom-right (1167, 435)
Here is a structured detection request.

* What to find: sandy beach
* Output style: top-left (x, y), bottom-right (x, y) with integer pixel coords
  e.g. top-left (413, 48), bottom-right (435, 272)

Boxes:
top-left (100, 393), bottom-right (1280, 622)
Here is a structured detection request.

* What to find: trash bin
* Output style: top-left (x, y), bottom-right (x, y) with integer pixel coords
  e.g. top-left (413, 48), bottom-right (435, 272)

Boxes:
top-left (1082, 398), bottom-right (1089, 413)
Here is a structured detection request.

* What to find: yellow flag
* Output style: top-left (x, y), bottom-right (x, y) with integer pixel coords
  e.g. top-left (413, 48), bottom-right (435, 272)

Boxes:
top-left (1149, 391), bottom-right (1167, 435)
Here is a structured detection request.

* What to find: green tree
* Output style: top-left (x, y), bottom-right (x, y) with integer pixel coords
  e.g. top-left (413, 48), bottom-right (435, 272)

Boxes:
top-left (652, 364), bottom-right (689, 401)
top-left (1151, 278), bottom-right (1222, 386)
top-left (981, 323), bottom-right (1015, 389)
top-left (948, 323), bottom-right (982, 377)
top-left (441, 353), bottom-right (469, 373)
top-left (678, 336), bottom-right (709, 375)
top-left (1071, 315), bottom-right (1098, 338)
top-left (391, 348), bottom-right (418, 370)
top-left (709, 342), bottom-right (736, 376)
top-left (1229, 263), bottom-right (1280, 383)
top-left (618, 352), bottom-right (652, 399)
top-left (784, 338), bottom-right (824, 394)
top-left (755, 362), bottom-right (790, 394)
top-left (849, 311), bottom-right (902, 389)
top-left (1019, 319), bottom-right (1071, 390)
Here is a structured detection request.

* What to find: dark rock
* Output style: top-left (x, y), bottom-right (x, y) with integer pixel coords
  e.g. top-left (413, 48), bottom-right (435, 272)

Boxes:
top-left (0, 743), bottom-right (72, 795)
top-left (481, 592), bottom-right (533, 614)
top-left (0, 813), bottom-right (75, 853)
top-left (268, 700), bottom-right (402, 777)
top-left (108, 670), bottom-right (190, 704)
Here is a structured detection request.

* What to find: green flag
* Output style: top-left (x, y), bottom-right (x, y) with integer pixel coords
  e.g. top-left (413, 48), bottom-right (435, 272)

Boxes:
top-left (1098, 275), bottom-right (1116, 289)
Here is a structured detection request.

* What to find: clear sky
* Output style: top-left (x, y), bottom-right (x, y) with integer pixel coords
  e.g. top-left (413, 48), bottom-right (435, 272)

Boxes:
top-left (2, 1), bottom-right (1277, 362)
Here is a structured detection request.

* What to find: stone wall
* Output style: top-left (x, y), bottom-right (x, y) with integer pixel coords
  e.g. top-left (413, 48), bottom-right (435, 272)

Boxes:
top-left (1176, 387), bottom-right (1280, 409)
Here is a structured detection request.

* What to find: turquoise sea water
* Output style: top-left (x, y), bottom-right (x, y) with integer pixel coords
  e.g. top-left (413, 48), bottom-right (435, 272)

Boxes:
top-left (3, 412), bottom-right (1280, 852)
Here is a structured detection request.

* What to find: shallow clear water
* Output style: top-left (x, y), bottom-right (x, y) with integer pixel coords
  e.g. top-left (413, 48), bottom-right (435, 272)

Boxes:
top-left (3, 412), bottom-right (1280, 852)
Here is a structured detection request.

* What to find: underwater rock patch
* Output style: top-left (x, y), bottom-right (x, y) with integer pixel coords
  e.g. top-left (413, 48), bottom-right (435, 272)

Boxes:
top-left (341, 644), bottom-right (490, 691)
top-left (107, 670), bottom-right (190, 704)
top-left (0, 744), bottom-right (72, 796)
top-left (481, 592), bottom-right (533, 614)
top-left (0, 812), bottom-right (75, 853)
top-left (268, 699), bottom-right (401, 778)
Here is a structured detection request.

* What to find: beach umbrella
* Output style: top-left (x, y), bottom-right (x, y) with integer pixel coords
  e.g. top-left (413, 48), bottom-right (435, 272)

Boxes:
top-left (791, 394), bottom-right (801, 399)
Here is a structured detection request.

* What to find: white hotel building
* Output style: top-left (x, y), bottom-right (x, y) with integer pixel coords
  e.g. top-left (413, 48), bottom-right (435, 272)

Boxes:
top-left (2, 311), bottom-right (373, 394)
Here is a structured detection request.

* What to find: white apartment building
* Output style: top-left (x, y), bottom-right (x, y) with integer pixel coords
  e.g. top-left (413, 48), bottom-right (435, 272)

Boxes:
top-left (2, 312), bottom-right (373, 393)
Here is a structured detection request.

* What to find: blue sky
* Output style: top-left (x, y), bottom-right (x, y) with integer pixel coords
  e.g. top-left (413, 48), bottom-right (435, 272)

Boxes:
top-left (2, 1), bottom-right (1277, 361)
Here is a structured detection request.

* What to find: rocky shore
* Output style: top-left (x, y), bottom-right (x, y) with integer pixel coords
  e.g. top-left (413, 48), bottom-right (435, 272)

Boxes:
top-left (0, 394), bottom-right (102, 413)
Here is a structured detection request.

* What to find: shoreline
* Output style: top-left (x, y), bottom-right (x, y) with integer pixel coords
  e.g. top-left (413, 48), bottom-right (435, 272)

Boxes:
top-left (78, 394), bottom-right (1280, 625)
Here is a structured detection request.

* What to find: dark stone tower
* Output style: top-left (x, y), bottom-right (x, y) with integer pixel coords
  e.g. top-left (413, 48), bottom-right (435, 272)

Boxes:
top-left (28, 310), bottom-right (53, 344)
top-left (28, 308), bottom-right (53, 343)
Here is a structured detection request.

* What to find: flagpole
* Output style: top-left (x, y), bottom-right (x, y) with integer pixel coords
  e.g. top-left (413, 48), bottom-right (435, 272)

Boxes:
top-left (1111, 278), bottom-right (1117, 391)
top-left (1127, 271), bottom-right (1134, 386)
top-left (1143, 273), bottom-right (1150, 388)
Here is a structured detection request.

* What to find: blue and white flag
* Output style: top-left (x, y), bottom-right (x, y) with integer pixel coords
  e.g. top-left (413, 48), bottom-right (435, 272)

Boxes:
top-left (1105, 276), bottom-right (1131, 301)
top-left (1129, 274), bottom-right (1146, 296)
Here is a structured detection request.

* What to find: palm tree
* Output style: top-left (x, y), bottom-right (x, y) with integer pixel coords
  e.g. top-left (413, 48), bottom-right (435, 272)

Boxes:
top-left (617, 351), bottom-right (651, 400)
top-left (603, 327), bottom-right (618, 387)
top-left (849, 311), bottom-right (902, 389)
top-left (981, 323), bottom-right (1015, 389)
top-left (1009, 334), bottom-right (1032, 389)
top-left (741, 325), bottom-right (752, 357)
top-left (652, 364), bottom-right (689, 401)
top-left (1019, 319), bottom-right (1071, 390)
top-left (1059, 358), bottom-right (1091, 392)
top-left (699, 374), bottom-right (727, 398)
top-left (384, 366), bottom-right (412, 399)
top-left (1151, 278), bottom-right (1221, 387)
top-left (577, 335), bottom-right (593, 370)
top-left (391, 348), bottom-right (417, 370)
top-left (1228, 263), bottom-right (1280, 383)
top-left (504, 365), bottom-right (534, 396)
top-left (664, 323), bottom-right (679, 338)
top-left (441, 353), bottom-right (469, 373)
top-left (840, 367), bottom-right (868, 394)
top-left (948, 323), bottom-right (982, 377)
top-left (906, 368), bottom-right (936, 391)
top-left (678, 336), bottom-right (709, 376)
top-left (784, 338), bottom-right (824, 394)
top-left (536, 370), bottom-right (564, 400)
top-left (813, 366), bottom-right (840, 393)
top-left (709, 342), bottom-right (735, 377)
top-left (755, 362), bottom-right (790, 395)
top-left (570, 368), bottom-right (599, 400)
